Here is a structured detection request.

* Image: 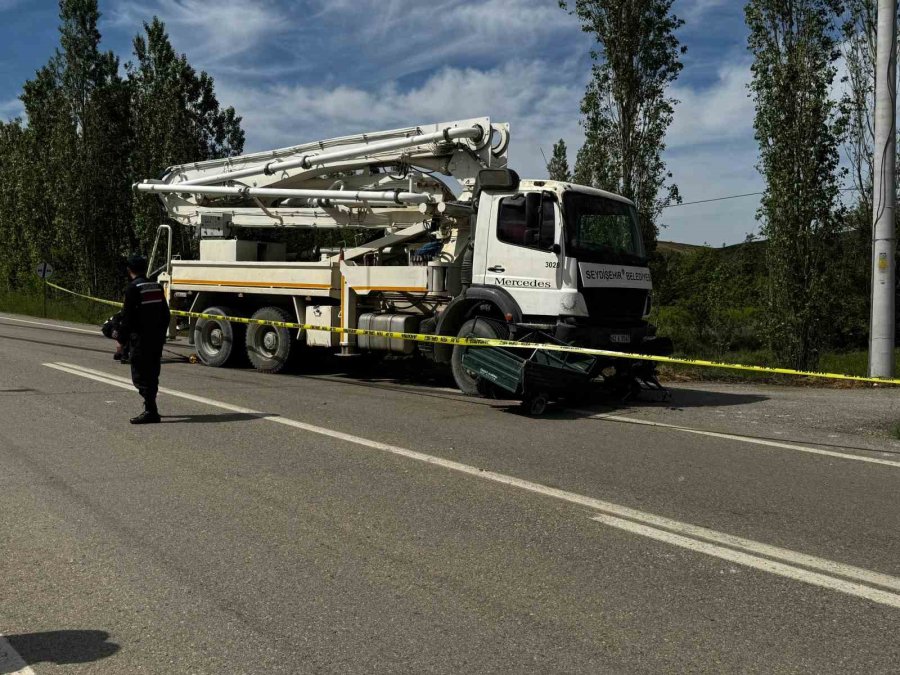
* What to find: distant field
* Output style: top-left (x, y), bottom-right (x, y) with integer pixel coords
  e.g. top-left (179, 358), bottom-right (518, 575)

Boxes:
top-left (656, 240), bottom-right (707, 254)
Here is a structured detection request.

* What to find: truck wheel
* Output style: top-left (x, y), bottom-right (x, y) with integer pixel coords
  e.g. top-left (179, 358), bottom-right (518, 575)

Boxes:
top-left (523, 392), bottom-right (549, 416)
top-left (451, 317), bottom-right (505, 396)
top-left (246, 306), bottom-right (294, 374)
top-left (194, 307), bottom-right (244, 367)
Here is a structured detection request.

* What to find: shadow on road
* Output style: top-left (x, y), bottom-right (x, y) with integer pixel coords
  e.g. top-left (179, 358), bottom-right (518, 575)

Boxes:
top-left (491, 386), bottom-right (770, 419)
top-left (162, 412), bottom-right (275, 424)
top-left (2, 630), bottom-right (119, 673)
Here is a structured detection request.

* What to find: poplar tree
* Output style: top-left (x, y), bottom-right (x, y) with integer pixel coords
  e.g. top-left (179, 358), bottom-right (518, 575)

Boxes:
top-left (128, 18), bottom-right (245, 252)
top-left (562, 0), bottom-right (685, 252)
top-left (23, 0), bottom-right (134, 296)
top-left (0, 121), bottom-right (27, 289)
top-left (0, 3), bottom-right (243, 298)
top-left (18, 64), bottom-right (70, 290)
top-left (546, 139), bottom-right (572, 181)
top-left (746, 0), bottom-right (844, 369)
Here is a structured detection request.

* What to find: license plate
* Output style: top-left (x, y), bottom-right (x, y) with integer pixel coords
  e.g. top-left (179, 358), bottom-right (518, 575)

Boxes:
top-left (610, 334), bottom-right (630, 344)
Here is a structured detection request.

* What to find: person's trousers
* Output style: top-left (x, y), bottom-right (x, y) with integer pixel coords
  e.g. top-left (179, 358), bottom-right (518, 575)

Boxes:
top-left (130, 336), bottom-right (164, 412)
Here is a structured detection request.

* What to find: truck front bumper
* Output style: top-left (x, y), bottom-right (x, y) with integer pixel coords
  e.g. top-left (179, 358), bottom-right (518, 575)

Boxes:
top-left (553, 320), bottom-right (673, 357)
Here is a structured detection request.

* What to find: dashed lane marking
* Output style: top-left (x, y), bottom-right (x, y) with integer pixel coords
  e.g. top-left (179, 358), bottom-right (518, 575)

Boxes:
top-left (43, 361), bottom-right (900, 609)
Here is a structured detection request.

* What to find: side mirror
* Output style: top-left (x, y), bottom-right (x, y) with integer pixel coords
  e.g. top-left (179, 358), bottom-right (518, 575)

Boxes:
top-left (474, 169), bottom-right (520, 201)
top-left (550, 243), bottom-right (561, 255)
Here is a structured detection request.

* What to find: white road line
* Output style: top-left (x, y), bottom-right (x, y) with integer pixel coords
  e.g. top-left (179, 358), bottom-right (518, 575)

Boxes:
top-left (578, 411), bottom-right (900, 469)
top-left (591, 514), bottom-right (900, 609)
top-left (0, 315), bottom-right (99, 335)
top-left (45, 361), bottom-right (900, 608)
top-left (0, 634), bottom-right (34, 675)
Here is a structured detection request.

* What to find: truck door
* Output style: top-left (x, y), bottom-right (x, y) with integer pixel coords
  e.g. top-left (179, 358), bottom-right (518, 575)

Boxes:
top-left (475, 191), bottom-right (560, 316)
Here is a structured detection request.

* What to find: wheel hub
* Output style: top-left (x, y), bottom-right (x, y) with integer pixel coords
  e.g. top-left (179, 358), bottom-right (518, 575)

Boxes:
top-left (262, 330), bottom-right (278, 352)
top-left (209, 327), bottom-right (223, 349)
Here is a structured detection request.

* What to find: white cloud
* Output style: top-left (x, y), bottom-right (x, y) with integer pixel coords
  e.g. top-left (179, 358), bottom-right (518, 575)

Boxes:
top-left (305, 0), bottom-right (586, 80)
top-left (106, 0), bottom-right (288, 64)
top-left (661, 58), bottom-right (763, 244)
top-left (677, 0), bottom-right (729, 22)
top-left (668, 60), bottom-right (754, 149)
top-left (0, 97), bottom-right (23, 121)
top-left (315, 0), bottom-right (575, 45)
top-left (218, 58), bottom-right (588, 181)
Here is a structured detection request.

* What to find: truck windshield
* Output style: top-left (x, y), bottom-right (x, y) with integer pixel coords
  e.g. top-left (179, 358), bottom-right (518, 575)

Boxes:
top-left (563, 192), bottom-right (645, 264)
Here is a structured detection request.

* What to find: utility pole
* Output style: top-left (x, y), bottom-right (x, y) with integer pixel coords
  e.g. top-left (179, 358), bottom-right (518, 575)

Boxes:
top-left (869, 0), bottom-right (898, 378)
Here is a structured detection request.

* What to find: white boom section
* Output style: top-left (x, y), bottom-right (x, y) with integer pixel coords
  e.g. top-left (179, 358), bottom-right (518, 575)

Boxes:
top-left (178, 124), bottom-right (484, 187)
top-left (136, 184), bottom-right (437, 205)
top-left (135, 117), bottom-right (509, 230)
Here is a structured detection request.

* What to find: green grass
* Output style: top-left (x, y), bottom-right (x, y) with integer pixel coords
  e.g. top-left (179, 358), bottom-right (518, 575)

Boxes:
top-left (0, 287), bottom-right (114, 327)
top-left (658, 347), bottom-right (900, 387)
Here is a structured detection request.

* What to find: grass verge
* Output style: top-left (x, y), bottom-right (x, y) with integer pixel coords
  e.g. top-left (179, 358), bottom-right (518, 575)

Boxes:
top-left (0, 287), bottom-right (113, 327)
top-left (657, 348), bottom-right (900, 388)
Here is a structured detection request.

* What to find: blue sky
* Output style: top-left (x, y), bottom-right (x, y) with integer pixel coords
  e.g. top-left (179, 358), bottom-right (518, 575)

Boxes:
top-left (0, 0), bottom-right (764, 245)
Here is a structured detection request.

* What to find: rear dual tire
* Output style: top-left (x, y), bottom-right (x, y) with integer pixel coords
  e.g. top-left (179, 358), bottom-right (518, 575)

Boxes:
top-left (245, 306), bottom-right (295, 374)
top-left (194, 305), bottom-right (296, 374)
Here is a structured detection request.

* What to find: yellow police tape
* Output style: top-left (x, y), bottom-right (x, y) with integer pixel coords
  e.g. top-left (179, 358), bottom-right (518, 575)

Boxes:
top-left (47, 281), bottom-right (125, 308)
top-left (45, 280), bottom-right (900, 386)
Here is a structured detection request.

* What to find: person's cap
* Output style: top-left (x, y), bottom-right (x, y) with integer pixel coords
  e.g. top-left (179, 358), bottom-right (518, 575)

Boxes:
top-left (126, 254), bottom-right (149, 275)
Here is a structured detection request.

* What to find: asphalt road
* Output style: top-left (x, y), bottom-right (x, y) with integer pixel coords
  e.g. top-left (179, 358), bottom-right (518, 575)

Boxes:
top-left (1, 312), bottom-right (899, 673)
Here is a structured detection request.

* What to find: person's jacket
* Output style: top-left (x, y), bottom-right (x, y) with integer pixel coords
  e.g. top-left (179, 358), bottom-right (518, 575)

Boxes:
top-left (118, 276), bottom-right (170, 344)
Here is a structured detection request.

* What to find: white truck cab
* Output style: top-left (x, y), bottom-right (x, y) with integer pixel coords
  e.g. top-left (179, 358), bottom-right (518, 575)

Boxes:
top-left (471, 173), bottom-right (655, 349)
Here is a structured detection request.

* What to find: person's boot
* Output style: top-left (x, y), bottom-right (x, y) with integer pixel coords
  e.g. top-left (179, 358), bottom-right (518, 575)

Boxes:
top-left (130, 409), bottom-right (161, 424)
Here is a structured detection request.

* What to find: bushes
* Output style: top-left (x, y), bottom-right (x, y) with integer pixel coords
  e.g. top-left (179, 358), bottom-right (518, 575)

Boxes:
top-left (652, 231), bottom-right (874, 368)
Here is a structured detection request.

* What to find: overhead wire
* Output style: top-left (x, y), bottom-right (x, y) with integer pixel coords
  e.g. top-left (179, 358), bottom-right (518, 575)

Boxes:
top-left (662, 186), bottom-right (863, 209)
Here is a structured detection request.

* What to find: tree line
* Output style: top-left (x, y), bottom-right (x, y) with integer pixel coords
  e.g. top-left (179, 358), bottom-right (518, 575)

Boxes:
top-left (552, 0), bottom-right (889, 370)
top-left (0, 0), bottom-right (243, 300)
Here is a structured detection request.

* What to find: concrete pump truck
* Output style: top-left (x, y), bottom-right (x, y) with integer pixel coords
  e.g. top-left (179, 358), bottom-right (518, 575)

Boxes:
top-left (134, 117), bottom-right (671, 396)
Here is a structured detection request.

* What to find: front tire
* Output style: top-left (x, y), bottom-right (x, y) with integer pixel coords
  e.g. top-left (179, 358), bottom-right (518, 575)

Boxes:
top-left (246, 306), bottom-right (295, 374)
top-left (451, 317), bottom-right (506, 396)
top-left (193, 306), bottom-right (244, 367)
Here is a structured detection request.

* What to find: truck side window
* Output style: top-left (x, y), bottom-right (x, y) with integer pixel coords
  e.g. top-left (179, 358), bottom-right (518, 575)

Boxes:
top-left (497, 195), bottom-right (556, 250)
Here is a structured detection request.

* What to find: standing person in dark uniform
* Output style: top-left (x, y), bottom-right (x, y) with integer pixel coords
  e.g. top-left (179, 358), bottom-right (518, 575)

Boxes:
top-left (118, 254), bottom-right (170, 424)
